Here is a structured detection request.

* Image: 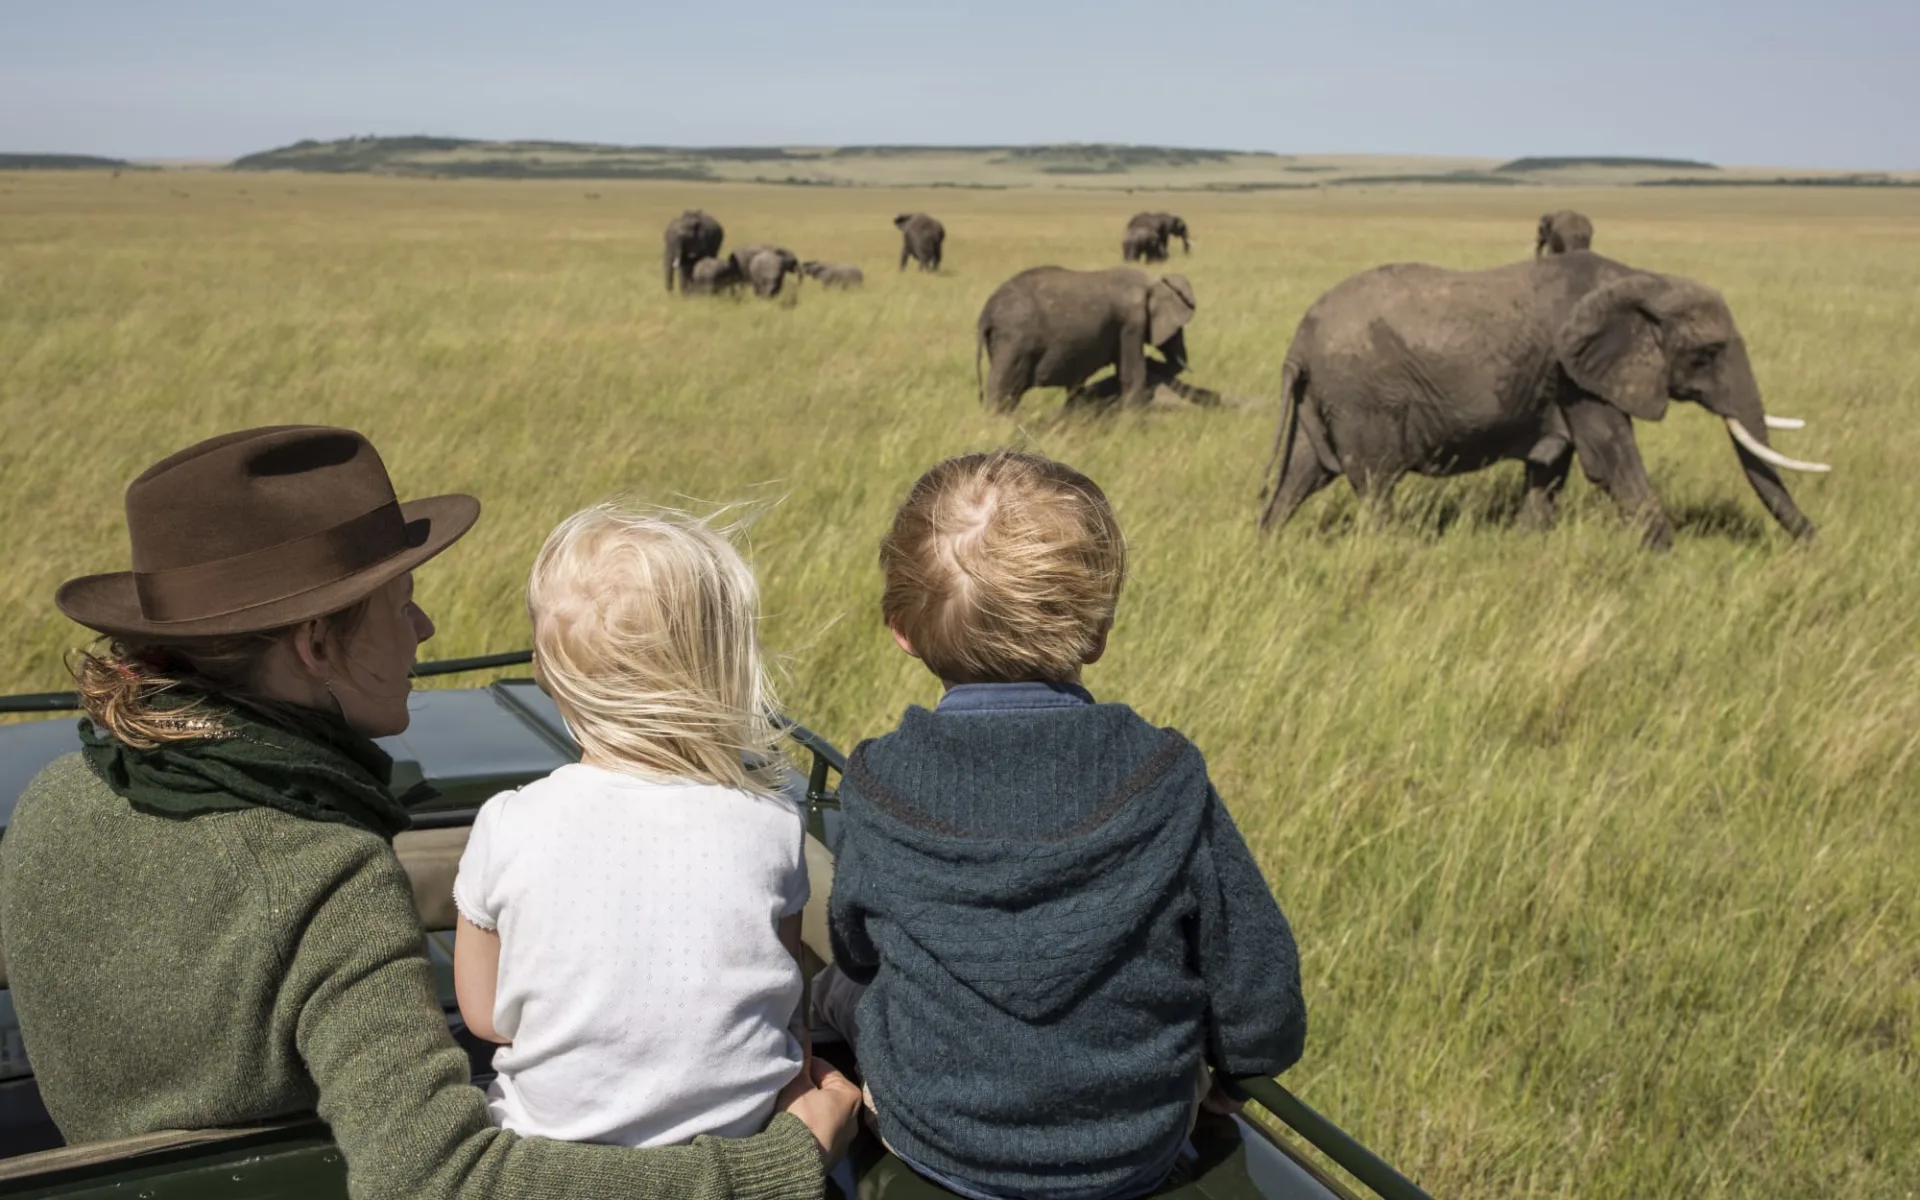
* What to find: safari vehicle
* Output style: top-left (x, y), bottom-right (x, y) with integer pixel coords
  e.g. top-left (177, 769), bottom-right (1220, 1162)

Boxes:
top-left (0, 653), bottom-right (1432, 1200)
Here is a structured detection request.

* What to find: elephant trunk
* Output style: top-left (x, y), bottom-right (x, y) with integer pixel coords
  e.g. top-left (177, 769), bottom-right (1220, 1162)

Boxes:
top-left (1157, 328), bottom-right (1189, 372)
top-left (1704, 342), bottom-right (1823, 539)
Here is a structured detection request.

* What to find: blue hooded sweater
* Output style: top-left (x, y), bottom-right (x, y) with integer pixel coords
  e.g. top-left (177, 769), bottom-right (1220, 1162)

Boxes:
top-left (827, 701), bottom-right (1306, 1199)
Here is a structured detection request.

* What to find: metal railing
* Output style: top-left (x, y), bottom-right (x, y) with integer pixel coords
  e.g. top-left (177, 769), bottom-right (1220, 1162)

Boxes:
top-left (1232, 1075), bottom-right (1434, 1200)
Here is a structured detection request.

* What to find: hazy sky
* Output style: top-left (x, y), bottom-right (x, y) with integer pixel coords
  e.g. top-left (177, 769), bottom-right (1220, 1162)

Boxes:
top-left (4, 0), bottom-right (1916, 168)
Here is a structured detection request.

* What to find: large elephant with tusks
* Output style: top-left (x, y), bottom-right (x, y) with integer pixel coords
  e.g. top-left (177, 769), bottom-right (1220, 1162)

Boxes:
top-left (977, 267), bottom-right (1195, 412)
top-left (1258, 251), bottom-right (1829, 548)
top-left (664, 210), bottom-right (724, 291)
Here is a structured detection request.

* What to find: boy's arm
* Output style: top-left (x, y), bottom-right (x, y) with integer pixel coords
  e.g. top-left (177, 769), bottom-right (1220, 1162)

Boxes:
top-left (453, 916), bottom-right (511, 1046)
top-left (826, 835), bottom-right (881, 985)
top-left (1191, 787), bottom-right (1307, 1079)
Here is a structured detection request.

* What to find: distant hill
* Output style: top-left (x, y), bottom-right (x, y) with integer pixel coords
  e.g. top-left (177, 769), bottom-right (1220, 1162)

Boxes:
top-left (0, 153), bottom-right (137, 170)
top-left (209, 137), bottom-right (1920, 190)
top-left (1497, 156), bottom-right (1718, 173)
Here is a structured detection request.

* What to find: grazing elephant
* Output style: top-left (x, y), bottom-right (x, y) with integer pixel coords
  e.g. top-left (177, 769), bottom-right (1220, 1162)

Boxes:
top-left (895, 213), bottom-right (945, 272)
top-left (736, 246), bottom-right (800, 297)
top-left (801, 261), bottom-right (864, 289)
top-left (664, 209), bottom-right (724, 292)
top-left (1121, 224), bottom-right (1165, 264)
top-left (1536, 210), bottom-right (1594, 256)
top-left (1257, 251), bottom-right (1829, 549)
top-left (682, 255), bottom-right (743, 295)
top-left (976, 267), bottom-right (1196, 413)
top-left (1125, 212), bottom-right (1190, 261)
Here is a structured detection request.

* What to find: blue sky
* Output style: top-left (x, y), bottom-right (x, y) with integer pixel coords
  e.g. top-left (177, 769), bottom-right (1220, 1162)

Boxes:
top-left (3, 0), bottom-right (1916, 167)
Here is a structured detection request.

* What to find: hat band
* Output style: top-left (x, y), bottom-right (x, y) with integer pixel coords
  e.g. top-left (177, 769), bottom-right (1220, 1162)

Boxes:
top-left (132, 501), bottom-right (409, 624)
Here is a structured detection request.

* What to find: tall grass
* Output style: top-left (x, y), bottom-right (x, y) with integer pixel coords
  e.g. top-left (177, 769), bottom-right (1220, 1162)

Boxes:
top-left (1, 170), bottom-right (1915, 1197)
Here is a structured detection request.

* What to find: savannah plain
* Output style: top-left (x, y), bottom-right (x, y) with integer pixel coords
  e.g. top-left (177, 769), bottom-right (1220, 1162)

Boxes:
top-left (0, 167), bottom-right (1916, 1198)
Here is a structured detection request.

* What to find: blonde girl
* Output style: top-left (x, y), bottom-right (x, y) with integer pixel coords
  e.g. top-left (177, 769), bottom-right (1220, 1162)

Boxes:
top-left (453, 504), bottom-right (811, 1149)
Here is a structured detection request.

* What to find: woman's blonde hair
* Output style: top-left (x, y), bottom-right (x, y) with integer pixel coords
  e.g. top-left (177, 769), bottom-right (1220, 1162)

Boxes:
top-left (528, 504), bottom-right (780, 793)
top-left (71, 600), bottom-right (373, 749)
top-left (880, 451), bottom-right (1126, 684)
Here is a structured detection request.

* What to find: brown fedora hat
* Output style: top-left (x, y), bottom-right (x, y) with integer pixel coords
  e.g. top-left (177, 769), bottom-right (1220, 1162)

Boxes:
top-left (57, 426), bottom-right (480, 638)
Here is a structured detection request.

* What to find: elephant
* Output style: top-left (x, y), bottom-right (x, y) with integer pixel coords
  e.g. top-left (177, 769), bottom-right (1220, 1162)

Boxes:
top-left (1256, 251), bottom-right (1830, 549)
top-left (1536, 210), bottom-right (1594, 257)
top-left (663, 209), bottom-right (724, 292)
top-left (801, 261), bottom-right (864, 289)
top-left (976, 267), bottom-right (1197, 413)
top-left (1121, 224), bottom-right (1165, 264)
top-left (895, 213), bottom-right (945, 272)
top-left (1124, 212), bottom-right (1190, 262)
top-left (735, 246), bottom-right (801, 297)
top-left (682, 255), bottom-right (743, 295)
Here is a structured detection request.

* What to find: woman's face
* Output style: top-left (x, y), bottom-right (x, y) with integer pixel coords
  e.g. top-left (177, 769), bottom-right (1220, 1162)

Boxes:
top-left (328, 573), bottom-right (435, 737)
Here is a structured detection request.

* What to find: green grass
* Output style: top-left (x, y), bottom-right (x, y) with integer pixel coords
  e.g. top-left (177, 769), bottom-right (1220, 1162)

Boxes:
top-left (1, 170), bottom-right (1915, 1198)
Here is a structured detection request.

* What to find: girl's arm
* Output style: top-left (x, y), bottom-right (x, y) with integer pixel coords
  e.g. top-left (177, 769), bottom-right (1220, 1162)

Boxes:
top-left (453, 915), bottom-right (510, 1046)
top-left (282, 832), bottom-right (836, 1199)
top-left (777, 913), bottom-right (813, 1068)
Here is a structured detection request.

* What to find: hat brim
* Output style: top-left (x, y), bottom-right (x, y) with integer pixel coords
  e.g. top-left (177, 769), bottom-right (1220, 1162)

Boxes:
top-left (56, 493), bottom-right (481, 640)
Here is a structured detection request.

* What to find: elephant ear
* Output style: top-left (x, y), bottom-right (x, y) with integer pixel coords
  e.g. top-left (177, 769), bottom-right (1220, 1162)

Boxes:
top-left (1148, 274), bottom-right (1197, 345)
top-left (1554, 274), bottom-right (1675, 421)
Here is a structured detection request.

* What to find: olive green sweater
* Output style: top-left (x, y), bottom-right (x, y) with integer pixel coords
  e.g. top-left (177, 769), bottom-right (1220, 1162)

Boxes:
top-left (0, 753), bottom-right (824, 1200)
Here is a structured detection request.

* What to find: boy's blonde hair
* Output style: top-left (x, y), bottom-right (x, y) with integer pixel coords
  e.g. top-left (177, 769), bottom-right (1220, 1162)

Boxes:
top-left (529, 504), bottom-right (779, 793)
top-left (880, 451), bottom-right (1125, 685)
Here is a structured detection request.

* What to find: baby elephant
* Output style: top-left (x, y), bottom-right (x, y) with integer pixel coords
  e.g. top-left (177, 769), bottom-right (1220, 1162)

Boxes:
top-left (977, 266), bottom-right (1196, 412)
top-left (801, 261), bottom-right (864, 289)
top-left (732, 245), bottom-right (801, 298)
top-left (1536, 210), bottom-right (1595, 256)
top-left (681, 256), bottom-right (743, 296)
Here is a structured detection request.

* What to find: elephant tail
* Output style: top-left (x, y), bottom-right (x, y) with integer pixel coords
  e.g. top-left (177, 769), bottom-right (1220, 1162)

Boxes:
top-left (1259, 358), bottom-right (1307, 507)
top-left (975, 318), bottom-right (990, 406)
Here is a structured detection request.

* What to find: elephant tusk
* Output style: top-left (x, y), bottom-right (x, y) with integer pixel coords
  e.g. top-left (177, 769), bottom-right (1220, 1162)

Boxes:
top-left (1726, 418), bottom-right (1830, 473)
top-left (1764, 415), bottom-right (1806, 430)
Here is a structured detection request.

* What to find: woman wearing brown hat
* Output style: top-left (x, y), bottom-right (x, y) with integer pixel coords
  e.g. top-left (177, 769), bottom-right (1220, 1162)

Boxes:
top-left (0, 426), bottom-right (859, 1197)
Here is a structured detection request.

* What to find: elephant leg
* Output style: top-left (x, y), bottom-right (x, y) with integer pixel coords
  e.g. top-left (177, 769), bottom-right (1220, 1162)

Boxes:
top-left (899, 245), bottom-right (910, 271)
top-left (1561, 396), bottom-right (1672, 550)
top-left (1521, 429), bottom-right (1574, 530)
top-left (1522, 448), bottom-right (1573, 530)
top-left (1259, 426), bottom-right (1338, 531)
top-left (985, 351), bottom-right (1032, 414)
top-left (1348, 465), bottom-right (1404, 531)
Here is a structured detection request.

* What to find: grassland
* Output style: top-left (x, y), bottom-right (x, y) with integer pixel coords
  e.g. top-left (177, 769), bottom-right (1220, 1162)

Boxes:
top-left (0, 169), bottom-right (1915, 1198)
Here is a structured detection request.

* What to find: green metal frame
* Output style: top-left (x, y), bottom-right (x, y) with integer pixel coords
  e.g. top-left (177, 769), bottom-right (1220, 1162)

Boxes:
top-left (1229, 1077), bottom-right (1433, 1200)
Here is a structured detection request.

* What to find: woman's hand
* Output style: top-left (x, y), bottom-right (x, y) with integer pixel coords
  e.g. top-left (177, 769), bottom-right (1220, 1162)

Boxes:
top-left (778, 1058), bottom-right (862, 1168)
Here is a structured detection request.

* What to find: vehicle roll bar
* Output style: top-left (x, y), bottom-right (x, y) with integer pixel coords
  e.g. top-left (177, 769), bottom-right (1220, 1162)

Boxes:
top-left (1231, 1076), bottom-right (1434, 1200)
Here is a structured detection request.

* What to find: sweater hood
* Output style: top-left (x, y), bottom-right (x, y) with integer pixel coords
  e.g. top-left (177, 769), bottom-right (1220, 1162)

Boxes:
top-left (839, 704), bottom-right (1209, 1022)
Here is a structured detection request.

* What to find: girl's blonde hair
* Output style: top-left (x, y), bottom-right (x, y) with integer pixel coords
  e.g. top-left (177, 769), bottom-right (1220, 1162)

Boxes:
top-left (528, 504), bottom-right (780, 793)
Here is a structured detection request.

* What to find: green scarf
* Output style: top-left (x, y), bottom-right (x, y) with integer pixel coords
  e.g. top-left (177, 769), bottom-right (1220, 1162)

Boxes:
top-left (78, 698), bottom-right (413, 843)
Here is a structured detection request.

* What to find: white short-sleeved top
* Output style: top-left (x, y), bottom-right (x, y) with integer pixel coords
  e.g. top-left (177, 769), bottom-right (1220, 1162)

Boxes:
top-left (452, 762), bottom-right (809, 1147)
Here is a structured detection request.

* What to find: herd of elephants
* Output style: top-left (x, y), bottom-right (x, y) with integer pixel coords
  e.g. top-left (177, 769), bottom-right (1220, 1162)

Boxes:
top-left (662, 205), bottom-right (1831, 549)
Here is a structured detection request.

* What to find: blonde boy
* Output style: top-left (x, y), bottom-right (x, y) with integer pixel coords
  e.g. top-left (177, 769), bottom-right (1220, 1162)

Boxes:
top-left (825, 451), bottom-right (1306, 1200)
top-left (452, 505), bottom-right (810, 1148)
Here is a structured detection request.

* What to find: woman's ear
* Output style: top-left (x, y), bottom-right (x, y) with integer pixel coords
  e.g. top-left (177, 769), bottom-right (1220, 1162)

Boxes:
top-left (289, 618), bottom-right (331, 681)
